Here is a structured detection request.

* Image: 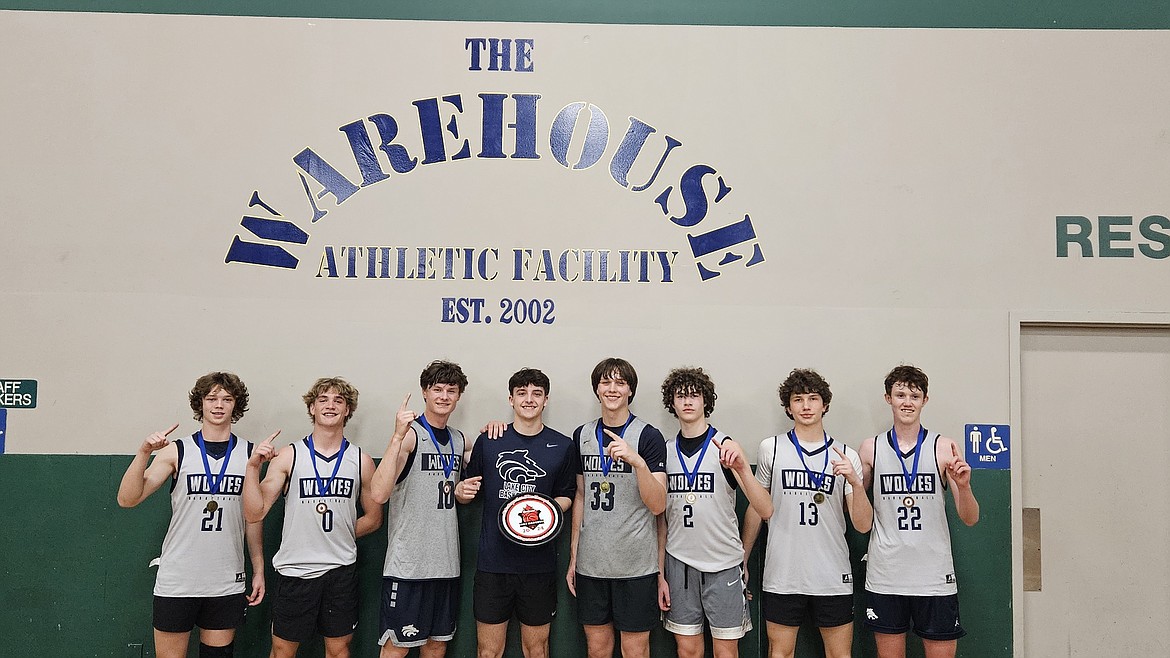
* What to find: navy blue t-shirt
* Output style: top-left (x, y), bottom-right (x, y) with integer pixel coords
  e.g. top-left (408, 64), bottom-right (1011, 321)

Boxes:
top-left (464, 423), bottom-right (578, 574)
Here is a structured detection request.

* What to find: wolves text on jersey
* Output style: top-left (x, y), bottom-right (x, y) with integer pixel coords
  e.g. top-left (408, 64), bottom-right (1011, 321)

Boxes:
top-left (297, 477), bottom-right (356, 498)
top-left (667, 472), bottom-right (715, 493)
top-left (878, 473), bottom-right (936, 495)
top-left (780, 469), bottom-right (837, 494)
top-left (185, 474), bottom-right (244, 495)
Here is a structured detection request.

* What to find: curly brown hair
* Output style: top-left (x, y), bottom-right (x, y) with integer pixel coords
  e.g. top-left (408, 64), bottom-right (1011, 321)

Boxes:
top-left (189, 372), bottom-right (249, 422)
top-left (302, 377), bottom-right (359, 425)
top-left (884, 365), bottom-right (929, 396)
top-left (777, 368), bottom-right (832, 420)
top-left (660, 367), bottom-right (717, 418)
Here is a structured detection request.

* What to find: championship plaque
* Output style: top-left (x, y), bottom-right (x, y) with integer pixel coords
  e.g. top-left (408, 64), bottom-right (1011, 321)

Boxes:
top-left (499, 492), bottom-right (564, 546)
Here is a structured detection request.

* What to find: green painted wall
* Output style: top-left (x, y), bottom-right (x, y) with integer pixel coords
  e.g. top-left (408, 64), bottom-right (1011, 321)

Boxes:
top-left (0, 456), bottom-right (1008, 657)
top-left (0, 0), bottom-right (1168, 28)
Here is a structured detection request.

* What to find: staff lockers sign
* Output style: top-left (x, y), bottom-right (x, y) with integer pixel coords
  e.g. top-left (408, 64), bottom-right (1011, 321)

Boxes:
top-left (0, 380), bottom-right (36, 408)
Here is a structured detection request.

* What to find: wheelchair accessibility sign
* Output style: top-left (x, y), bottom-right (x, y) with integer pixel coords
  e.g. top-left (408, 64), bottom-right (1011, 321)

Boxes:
top-left (964, 424), bottom-right (1010, 470)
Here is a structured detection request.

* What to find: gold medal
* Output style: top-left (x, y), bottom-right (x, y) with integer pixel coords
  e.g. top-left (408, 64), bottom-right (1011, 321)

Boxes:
top-left (444, 481), bottom-right (454, 494)
top-left (600, 481), bottom-right (611, 493)
top-left (903, 496), bottom-right (915, 508)
top-left (205, 500), bottom-right (218, 513)
top-left (685, 492), bottom-right (697, 504)
top-left (316, 502), bottom-right (329, 514)
top-left (813, 492), bottom-right (825, 504)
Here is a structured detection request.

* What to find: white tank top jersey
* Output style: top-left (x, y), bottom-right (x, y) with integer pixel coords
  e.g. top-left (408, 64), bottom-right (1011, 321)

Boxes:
top-left (865, 429), bottom-right (958, 596)
top-left (382, 420), bottom-right (464, 580)
top-left (155, 435), bottom-right (252, 597)
top-left (756, 432), bottom-right (860, 596)
top-left (273, 437), bottom-right (363, 579)
top-left (665, 428), bottom-right (743, 572)
top-left (576, 416), bottom-right (659, 578)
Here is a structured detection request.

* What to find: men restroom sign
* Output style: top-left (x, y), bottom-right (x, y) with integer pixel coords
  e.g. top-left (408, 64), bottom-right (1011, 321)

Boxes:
top-left (965, 424), bottom-right (1010, 470)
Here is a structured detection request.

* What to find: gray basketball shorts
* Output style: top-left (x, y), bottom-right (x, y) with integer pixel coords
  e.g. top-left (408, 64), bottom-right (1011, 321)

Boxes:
top-left (662, 552), bottom-right (751, 640)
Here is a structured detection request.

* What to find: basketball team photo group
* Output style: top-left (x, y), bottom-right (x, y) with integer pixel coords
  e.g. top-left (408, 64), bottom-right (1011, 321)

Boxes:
top-left (118, 358), bottom-right (979, 658)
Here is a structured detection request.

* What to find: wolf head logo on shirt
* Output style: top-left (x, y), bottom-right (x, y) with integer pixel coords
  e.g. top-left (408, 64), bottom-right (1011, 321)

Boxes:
top-left (497, 449), bottom-right (547, 482)
top-left (497, 449), bottom-right (546, 498)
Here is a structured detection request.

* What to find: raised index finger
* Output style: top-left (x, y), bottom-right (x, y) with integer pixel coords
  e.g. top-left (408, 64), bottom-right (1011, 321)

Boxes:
top-left (832, 446), bottom-right (846, 460)
top-left (265, 429), bottom-right (281, 444)
top-left (400, 393), bottom-right (411, 410)
top-left (163, 423), bottom-right (180, 436)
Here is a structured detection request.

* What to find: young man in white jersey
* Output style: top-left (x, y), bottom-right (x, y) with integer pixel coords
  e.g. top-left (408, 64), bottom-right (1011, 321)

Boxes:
top-left (116, 372), bottom-right (271, 658)
top-left (658, 367), bottom-right (773, 658)
top-left (568, 357), bottom-right (667, 658)
top-left (741, 368), bottom-right (872, 658)
top-left (244, 377), bottom-right (383, 658)
top-left (859, 365), bottom-right (979, 658)
top-left (370, 360), bottom-right (469, 658)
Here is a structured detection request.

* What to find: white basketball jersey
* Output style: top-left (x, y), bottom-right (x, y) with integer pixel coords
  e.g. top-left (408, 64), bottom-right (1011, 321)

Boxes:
top-left (865, 429), bottom-right (958, 595)
top-left (756, 433), bottom-right (858, 596)
top-left (665, 428), bottom-right (742, 572)
top-left (154, 435), bottom-right (251, 597)
top-left (273, 438), bottom-right (363, 579)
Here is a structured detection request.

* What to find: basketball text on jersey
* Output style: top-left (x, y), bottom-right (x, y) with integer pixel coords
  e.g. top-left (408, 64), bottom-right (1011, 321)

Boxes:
top-left (667, 472), bottom-right (715, 493)
top-left (185, 474), bottom-right (245, 495)
top-left (297, 477), bottom-right (356, 497)
top-left (779, 469), bottom-right (837, 494)
top-left (878, 473), bottom-right (936, 495)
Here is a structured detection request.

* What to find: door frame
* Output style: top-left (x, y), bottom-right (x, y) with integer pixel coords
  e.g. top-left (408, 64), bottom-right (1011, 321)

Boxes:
top-left (1009, 310), bottom-right (1170, 657)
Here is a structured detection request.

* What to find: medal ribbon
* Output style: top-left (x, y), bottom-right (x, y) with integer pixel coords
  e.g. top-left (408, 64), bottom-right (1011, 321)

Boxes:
top-left (890, 426), bottom-right (927, 493)
top-left (595, 414), bottom-right (635, 477)
top-left (306, 434), bottom-right (349, 497)
top-left (676, 426), bottom-right (716, 491)
top-left (788, 430), bottom-right (830, 492)
top-left (418, 414), bottom-right (456, 479)
top-left (194, 431), bottom-right (235, 496)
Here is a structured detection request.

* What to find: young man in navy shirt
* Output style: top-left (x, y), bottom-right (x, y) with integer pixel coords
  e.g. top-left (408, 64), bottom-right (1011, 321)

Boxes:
top-left (457, 368), bottom-right (577, 658)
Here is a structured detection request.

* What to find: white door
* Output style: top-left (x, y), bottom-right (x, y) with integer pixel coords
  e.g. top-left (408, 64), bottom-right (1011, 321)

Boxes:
top-left (1020, 325), bottom-right (1170, 657)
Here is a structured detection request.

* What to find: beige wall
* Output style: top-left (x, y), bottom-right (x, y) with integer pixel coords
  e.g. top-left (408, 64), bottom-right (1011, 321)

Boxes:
top-left (2, 13), bottom-right (1167, 456)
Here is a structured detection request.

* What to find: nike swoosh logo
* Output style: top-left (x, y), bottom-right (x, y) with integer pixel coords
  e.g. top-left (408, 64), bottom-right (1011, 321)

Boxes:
top-left (727, 580), bottom-right (739, 587)
top-left (546, 443), bottom-right (557, 447)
